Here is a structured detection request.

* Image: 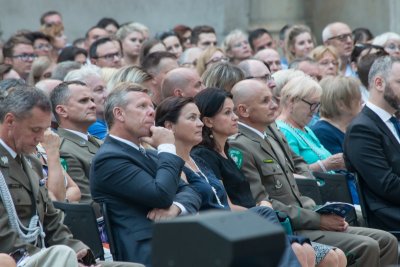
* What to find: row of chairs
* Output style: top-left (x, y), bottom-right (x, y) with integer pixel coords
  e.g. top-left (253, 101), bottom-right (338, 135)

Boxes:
top-left (296, 171), bottom-right (358, 225)
top-left (53, 201), bottom-right (118, 261)
top-left (54, 171), bottom-right (399, 262)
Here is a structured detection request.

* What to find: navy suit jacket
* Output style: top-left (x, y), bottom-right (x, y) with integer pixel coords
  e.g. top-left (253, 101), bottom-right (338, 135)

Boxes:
top-left (90, 136), bottom-right (201, 265)
top-left (344, 106), bottom-right (400, 230)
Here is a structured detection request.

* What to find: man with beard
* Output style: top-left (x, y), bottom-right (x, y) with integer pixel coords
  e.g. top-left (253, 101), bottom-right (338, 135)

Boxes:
top-left (344, 56), bottom-right (400, 231)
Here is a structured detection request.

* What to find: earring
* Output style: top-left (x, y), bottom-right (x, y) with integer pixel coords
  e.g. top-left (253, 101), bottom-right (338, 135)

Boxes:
top-left (209, 134), bottom-right (214, 139)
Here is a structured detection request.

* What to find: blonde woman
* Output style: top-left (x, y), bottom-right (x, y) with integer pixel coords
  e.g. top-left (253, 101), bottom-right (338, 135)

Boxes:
top-left (284, 25), bottom-right (315, 64)
top-left (222, 29), bottom-right (252, 65)
top-left (310, 46), bottom-right (340, 78)
top-left (276, 75), bottom-right (345, 173)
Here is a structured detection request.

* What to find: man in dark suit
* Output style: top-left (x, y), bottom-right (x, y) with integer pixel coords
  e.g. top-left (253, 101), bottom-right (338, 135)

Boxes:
top-left (0, 85), bottom-right (143, 267)
top-left (90, 82), bottom-right (201, 266)
top-left (344, 56), bottom-right (400, 231)
top-left (229, 79), bottom-right (398, 267)
top-left (50, 81), bottom-right (101, 214)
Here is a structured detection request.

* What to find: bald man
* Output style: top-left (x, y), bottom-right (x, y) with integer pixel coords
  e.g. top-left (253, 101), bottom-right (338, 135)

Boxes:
top-left (238, 59), bottom-right (276, 90)
top-left (322, 22), bottom-right (355, 76)
top-left (35, 79), bottom-right (62, 96)
top-left (228, 79), bottom-right (398, 267)
top-left (254, 48), bottom-right (282, 74)
top-left (161, 67), bottom-right (205, 99)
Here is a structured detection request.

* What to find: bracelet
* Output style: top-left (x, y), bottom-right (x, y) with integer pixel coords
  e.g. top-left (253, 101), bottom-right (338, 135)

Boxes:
top-left (317, 160), bottom-right (327, 172)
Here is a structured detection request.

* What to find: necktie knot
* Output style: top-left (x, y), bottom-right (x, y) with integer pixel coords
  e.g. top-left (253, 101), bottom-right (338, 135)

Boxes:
top-left (15, 155), bottom-right (22, 165)
top-left (139, 146), bottom-right (148, 157)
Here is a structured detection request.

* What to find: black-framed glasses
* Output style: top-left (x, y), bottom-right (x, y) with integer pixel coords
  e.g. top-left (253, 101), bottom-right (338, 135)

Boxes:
top-left (301, 98), bottom-right (320, 111)
top-left (245, 73), bottom-right (274, 82)
top-left (12, 53), bottom-right (37, 62)
top-left (327, 33), bottom-right (353, 42)
top-left (94, 52), bottom-right (121, 61)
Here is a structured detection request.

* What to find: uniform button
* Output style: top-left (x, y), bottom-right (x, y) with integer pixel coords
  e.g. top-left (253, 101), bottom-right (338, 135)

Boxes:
top-left (17, 199), bottom-right (20, 203)
top-left (36, 200), bottom-right (40, 204)
top-left (292, 185), bottom-right (295, 188)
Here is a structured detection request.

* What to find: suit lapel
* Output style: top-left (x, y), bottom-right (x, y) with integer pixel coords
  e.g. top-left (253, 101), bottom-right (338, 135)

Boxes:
top-left (106, 136), bottom-right (157, 176)
top-left (0, 144), bottom-right (32, 192)
top-left (364, 106), bottom-right (400, 150)
top-left (21, 156), bottom-right (40, 202)
top-left (238, 124), bottom-right (280, 162)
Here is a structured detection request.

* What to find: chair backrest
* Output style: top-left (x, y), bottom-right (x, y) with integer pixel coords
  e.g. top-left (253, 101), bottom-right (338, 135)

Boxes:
top-left (353, 172), bottom-right (369, 225)
top-left (101, 202), bottom-right (118, 261)
top-left (313, 172), bottom-right (358, 225)
top-left (53, 201), bottom-right (104, 260)
top-left (295, 178), bottom-right (323, 205)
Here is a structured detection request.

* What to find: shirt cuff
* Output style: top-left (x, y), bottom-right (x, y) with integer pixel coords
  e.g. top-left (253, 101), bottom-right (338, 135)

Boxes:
top-left (173, 201), bottom-right (188, 215)
top-left (157, 144), bottom-right (176, 155)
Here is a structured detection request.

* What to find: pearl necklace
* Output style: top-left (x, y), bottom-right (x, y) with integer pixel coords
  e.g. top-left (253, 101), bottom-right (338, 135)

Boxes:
top-left (185, 157), bottom-right (225, 208)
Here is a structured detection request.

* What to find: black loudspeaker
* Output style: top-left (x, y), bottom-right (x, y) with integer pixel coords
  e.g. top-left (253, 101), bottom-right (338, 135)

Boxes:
top-left (152, 210), bottom-right (286, 267)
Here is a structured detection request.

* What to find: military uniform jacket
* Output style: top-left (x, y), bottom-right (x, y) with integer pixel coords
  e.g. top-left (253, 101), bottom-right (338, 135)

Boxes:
top-left (228, 123), bottom-right (320, 230)
top-left (0, 144), bottom-right (87, 255)
top-left (58, 128), bottom-right (101, 206)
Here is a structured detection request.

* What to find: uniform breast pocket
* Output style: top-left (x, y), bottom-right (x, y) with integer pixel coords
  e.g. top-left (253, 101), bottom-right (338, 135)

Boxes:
top-left (8, 185), bottom-right (33, 210)
top-left (260, 163), bottom-right (286, 195)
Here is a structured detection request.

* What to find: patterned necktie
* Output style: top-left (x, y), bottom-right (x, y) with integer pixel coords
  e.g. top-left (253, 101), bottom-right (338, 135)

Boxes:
top-left (389, 116), bottom-right (400, 138)
top-left (139, 146), bottom-right (148, 158)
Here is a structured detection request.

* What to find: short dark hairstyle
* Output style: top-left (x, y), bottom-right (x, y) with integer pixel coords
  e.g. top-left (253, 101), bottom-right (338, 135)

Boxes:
top-left (24, 31), bottom-right (51, 44)
top-left (50, 80), bottom-right (86, 122)
top-left (352, 27), bottom-right (374, 44)
top-left (57, 46), bottom-right (87, 63)
top-left (3, 35), bottom-right (32, 58)
top-left (155, 96), bottom-right (194, 127)
top-left (248, 28), bottom-right (272, 51)
top-left (141, 51), bottom-right (176, 74)
top-left (85, 26), bottom-right (103, 38)
top-left (40, 10), bottom-right (61, 26)
top-left (157, 31), bottom-right (177, 42)
top-left (89, 37), bottom-right (113, 58)
top-left (139, 38), bottom-right (165, 65)
top-left (191, 25), bottom-right (216, 45)
top-left (96, 17), bottom-right (120, 30)
top-left (0, 85), bottom-right (50, 122)
top-left (279, 24), bottom-right (291, 41)
top-left (357, 53), bottom-right (385, 89)
top-left (194, 88), bottom-right (232, 152)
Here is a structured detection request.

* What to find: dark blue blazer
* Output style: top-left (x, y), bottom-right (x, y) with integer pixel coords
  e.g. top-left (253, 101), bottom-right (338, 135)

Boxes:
top-left (344, 106), bottom-right (400, 230)
top-left (90, 136), bottom-right (201, 266)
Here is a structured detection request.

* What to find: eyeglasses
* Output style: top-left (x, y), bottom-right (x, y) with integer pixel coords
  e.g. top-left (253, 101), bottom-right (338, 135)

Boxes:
top-left (11, 54), bottom-right (37, 62)
top-left (245, 73), bottom-right (274, 82)
top-left (205, 56), bottom-right (229, 66)
top-left (94, 52), bottom-right (121, 61)
top-left (327, 33), bottom-right (353, 42)
top-left (301, 98), bottom-right (320, 111)
top-left (34, 43), bottom-right (53, 51)
top-left (384, 43), bottom-right (400, 52)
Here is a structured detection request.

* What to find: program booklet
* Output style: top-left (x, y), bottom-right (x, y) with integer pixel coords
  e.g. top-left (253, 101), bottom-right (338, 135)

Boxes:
top-left (313, 202), bottom-right (355, 218)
